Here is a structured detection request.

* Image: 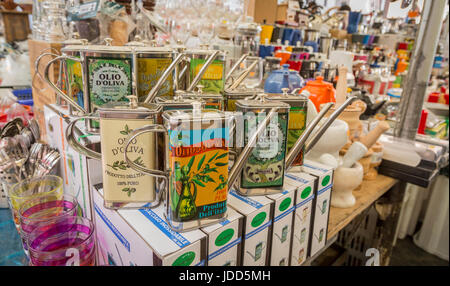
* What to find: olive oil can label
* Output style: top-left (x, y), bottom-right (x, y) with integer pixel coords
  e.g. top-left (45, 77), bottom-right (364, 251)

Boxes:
top-left (137, 58), bottom-right (174, 101)
top-left (101, 118), bottom-right (156, 203)
top-left (190, 58), bottom-right (224, 94)
top-left (66, 58), bottom-right (85, 109)
top-left (227, 99), bottom-right (237, 112)
top-left (60, 63), bottom-right (68, 97)
top-left (204, 99), bottom-right (223, 110)
top-left (241, 113), bottom-right (289, 188)
top-left (168, 127), bottom-right (229, 222)
top-left (287, 107), bottom-right (306, 166)
top-left (88, 57), bottom-right (132, 110)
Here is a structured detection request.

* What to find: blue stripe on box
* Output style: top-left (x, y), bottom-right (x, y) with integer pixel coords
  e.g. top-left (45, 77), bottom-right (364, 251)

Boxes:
top-left (273, 206), bottom-right (295, 223)
top-left (219, 219), bottom-right (230, 226)
top-left (245, 220), bottom-right (272, 240)
top-left (229, 189), bottom-right (263, 209)
top-left (139, 209), bottom-right (191, 248)
top-left (94, 203), bottom-right (131, 252)
top-left (295, 195), bottom-right (315, 209)
top-left (285, 173), bottom-right (310, 184)
top-left (195, 259), bottom-right (206, 266)
top-left (318, 184), bottom-right (333, 196)
top-left (303, 163), bottom-right (330, 173)
top-left (208, 237), bottom-right (242, 261)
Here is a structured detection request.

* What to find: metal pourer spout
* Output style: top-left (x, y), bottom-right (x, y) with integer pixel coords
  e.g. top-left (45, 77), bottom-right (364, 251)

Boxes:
top-left (127, 95), bottom-right (139, 109)
top-left (192, 101), bottom-right (202, 118)
top-left (281, 88), bottom-right (290, 97)
top-left (196, 85), bottom-right (204, 94)
top-left (104, 38), bottom-right (113, 46)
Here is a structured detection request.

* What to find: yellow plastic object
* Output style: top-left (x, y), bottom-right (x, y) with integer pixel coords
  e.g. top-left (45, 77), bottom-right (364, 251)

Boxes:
top-left (260, 25), bottom-right (274, 44)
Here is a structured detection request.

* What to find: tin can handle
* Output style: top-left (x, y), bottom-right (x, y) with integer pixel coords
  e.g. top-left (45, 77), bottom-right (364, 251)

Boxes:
top-left (43, 55), bottom-right (87, 114)
top-left (228, 59), bottom-right (260, 91)
top-left (144, 53), bottom-right (186, 103)
top-left (186, 50), bottom-right (221, 92)
top-left (225, 53), bottom-right (249, 84)
top-left (66, 115), bottom-right (102, 160)
top-left (123, 125), bottom-right (169, 179)
top-left (228, 107), bottom-right (280, 190)
top-left (34, 52), bottom-right (61, 83)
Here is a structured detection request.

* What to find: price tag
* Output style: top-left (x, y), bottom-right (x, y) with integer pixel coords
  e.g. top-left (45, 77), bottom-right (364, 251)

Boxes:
top-left (67, 0), bottom-right (100, 21)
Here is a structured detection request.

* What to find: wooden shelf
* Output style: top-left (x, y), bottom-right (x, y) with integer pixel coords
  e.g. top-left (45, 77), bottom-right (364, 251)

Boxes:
top-left (327, 175), bottom-right (398, 239)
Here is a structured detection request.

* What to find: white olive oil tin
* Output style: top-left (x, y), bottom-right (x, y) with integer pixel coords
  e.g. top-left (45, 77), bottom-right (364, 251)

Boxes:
top-left (66, 98), bottom-right (164, 209)
top-left (99, 100), bottom-right (162, 209)
top-left (86, 99), bottom-right (161, 209)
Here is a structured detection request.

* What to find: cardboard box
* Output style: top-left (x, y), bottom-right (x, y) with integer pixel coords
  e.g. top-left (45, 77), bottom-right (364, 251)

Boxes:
top-left (284, 172), bottom-right (316, 265)
top-left (44, 104), bottom-right (102, 219)
top-left (201, 207), bottom-right (244, 266)
top-left (301, 160), bottom-right (334, 257)
top-left (276, 4), bottom-right (288, 22)
top-left (28, 39), bottom-right (63, 141)
top-left (265, 184), bottom-right (297, 266)
top-left (227, 189), bottom-right (274, 266)
top-left (1, 10), bottom-right (31, 43)
top-left (93, 186), bottom-right (207, 266)
top-left (245, 0), bottom-right (278, 24)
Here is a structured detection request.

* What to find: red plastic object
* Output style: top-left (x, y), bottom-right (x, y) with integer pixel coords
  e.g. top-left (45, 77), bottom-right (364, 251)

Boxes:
top-left (444, 93), bottom-right (449, 105)
top-left (417, 109), bottom-right (428, 135)
top-left (287, 60), bottom-right (302, 71)
top-left (300, 76), bottom-right (336, 112)
top-left (428, 92), bottom-right (440, 103)
top-left (397, 42), bottom-right (408, 50)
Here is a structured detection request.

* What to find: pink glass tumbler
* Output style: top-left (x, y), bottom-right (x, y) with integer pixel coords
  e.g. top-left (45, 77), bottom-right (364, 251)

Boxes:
top-left (19, 194), bottom-right (79, 255)
top-left (27, 216), bottom-right (96, 266)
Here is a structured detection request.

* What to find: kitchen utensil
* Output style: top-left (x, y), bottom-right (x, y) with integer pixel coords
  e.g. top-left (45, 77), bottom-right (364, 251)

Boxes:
top-left (331, 162), bottom-right (364, 208)
top-left (18, 193), bottom-right (79, 256)
top-left (8, 175), bottom-right (64, 230)
top-left (264, 64), bottom-right (305, 94)
top-left (300, 76), bottom-right (336, 112)
top-left (27, 216), bottom-right (96, 266)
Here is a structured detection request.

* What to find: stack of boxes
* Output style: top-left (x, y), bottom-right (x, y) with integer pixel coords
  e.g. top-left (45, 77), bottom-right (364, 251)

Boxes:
top-left (227, 189), bottom-right (274, 266)
top-left (91, 159), bottom-right (334, 266)
top-left (44, 105), bottom-right (336, 265)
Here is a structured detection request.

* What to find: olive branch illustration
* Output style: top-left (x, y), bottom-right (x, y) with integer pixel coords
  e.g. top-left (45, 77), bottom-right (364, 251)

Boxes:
top-left (172, 151), bottom-right (229, 210)
top-left (107, 157), bottom-right (145, 171)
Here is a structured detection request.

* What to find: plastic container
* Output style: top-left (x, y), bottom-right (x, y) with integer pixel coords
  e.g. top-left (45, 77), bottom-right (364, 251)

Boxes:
top-left (299, 76), bottom-right (336, 112)
top-left (12, 88), bottom-right (32, 101)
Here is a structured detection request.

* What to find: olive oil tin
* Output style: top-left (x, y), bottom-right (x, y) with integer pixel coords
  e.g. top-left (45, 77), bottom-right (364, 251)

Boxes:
top-left (83, 44), bottom-right (134, 126)
top-left (99, 100), bottom-right (162, 209)
top-left (155, 94), bottom-right (206, 111)
top-left (57, 41), bottom-right (137, 130)
top-left (185, 49), bottom-right (226, 94)
top-left (266, 89), bottom-right (308, 166)
top-left (235, 96), bottom-right (290, 195)
top-left (163, 109), bottom-right (231, 231)
top-left (223, 87), bottom-right (262, 111)
top-left (182, 87), bottom-right (225, 111)
top-left (134, 46), bottom-right (175, 101)
top-left (58, 39), bottom-right (88, 114)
